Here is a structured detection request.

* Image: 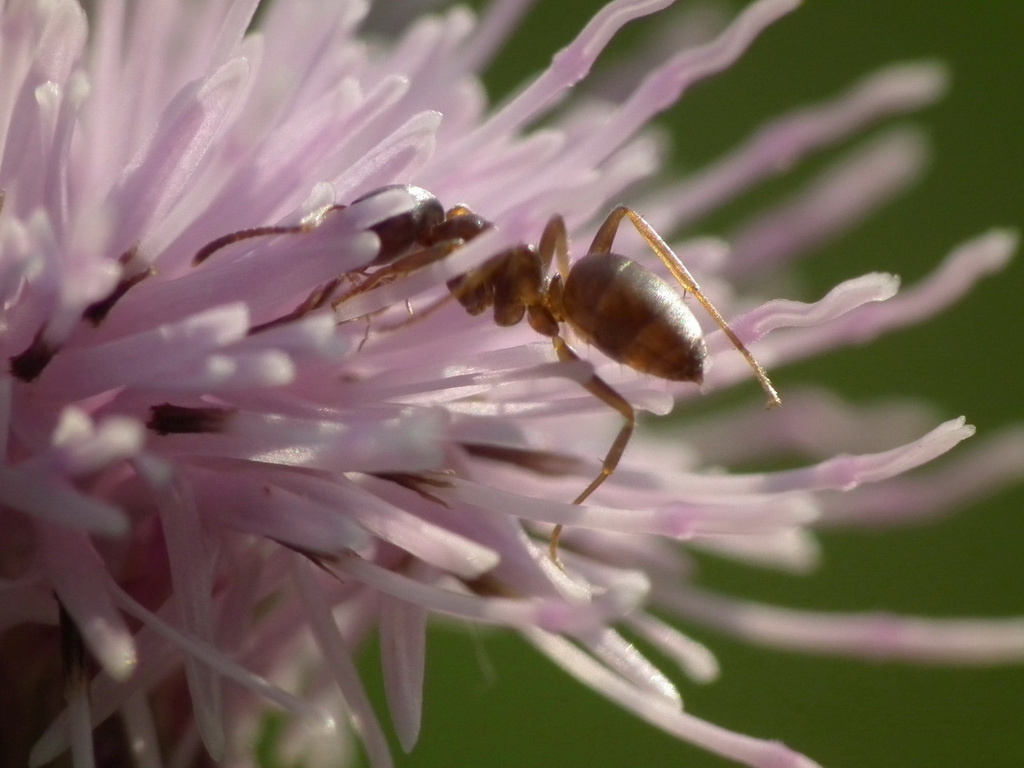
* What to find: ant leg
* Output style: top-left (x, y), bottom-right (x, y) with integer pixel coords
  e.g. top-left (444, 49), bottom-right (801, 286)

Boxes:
top-left (537, 214), bottom-right (570, 280)
top-left (359, 244), bottom-right (523, 338)
top-left (248, 277), bottom-right (345, 335)
top-left (590, 206), bottom-right (780, 407)
top-left (191, 204), bottom-right (347, 266)
top-left (329, 239), bottom-right (463, 310)
top-left (345, 295), bottom-right (436, 351)
top-left (548, 336), bottom-right (635, 565)
top-left (254, 237), bottom-right (464, 341)
top-left (362, 292), bottom-right (457, 343)
top-left (332, 239), bottom-right (474, 347)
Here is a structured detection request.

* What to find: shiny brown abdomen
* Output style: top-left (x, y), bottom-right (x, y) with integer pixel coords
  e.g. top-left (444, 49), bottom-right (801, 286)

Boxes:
top-left (561, 253), bottom-right (707, 383)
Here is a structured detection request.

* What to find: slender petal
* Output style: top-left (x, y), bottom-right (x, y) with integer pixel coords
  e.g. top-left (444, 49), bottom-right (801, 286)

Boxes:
top-left (1, 2), bottom-right (1020, 768)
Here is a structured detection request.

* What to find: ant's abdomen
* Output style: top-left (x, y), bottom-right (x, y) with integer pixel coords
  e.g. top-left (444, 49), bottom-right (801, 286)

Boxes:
top-left (562, 253), bottom-right (706, 383)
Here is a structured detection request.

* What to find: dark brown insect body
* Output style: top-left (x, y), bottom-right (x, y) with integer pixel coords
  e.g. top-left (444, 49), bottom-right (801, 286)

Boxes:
top-left (193, 185), bottom-right (780, 564)
top-left (563, 253), bottom-right (707, 383)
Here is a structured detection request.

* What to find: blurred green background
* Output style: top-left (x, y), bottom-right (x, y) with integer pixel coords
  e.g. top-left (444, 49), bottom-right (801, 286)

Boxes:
top-left (359, 2), bottom-right (1024, 767)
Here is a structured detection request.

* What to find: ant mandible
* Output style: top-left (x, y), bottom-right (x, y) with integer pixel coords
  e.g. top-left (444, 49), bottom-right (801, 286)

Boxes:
top-left (192, 185), bottom-right (781, 565)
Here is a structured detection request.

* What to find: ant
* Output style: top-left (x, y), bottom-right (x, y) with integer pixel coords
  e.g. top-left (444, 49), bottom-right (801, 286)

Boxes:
top-left (193, 185), bottom-right (780, 565)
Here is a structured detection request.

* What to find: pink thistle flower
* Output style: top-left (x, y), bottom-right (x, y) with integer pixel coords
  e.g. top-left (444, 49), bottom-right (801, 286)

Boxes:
top-left (1, 1), bottom-right (1021, 767)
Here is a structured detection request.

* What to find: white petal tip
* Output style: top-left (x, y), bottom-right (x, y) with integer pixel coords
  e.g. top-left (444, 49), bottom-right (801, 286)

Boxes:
top-left (972, 228), bottom-right (1019, 268)
top-left (101, 640), bottom-right (139, 682)
top-left (878, 60), bottom-right (950, 102)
